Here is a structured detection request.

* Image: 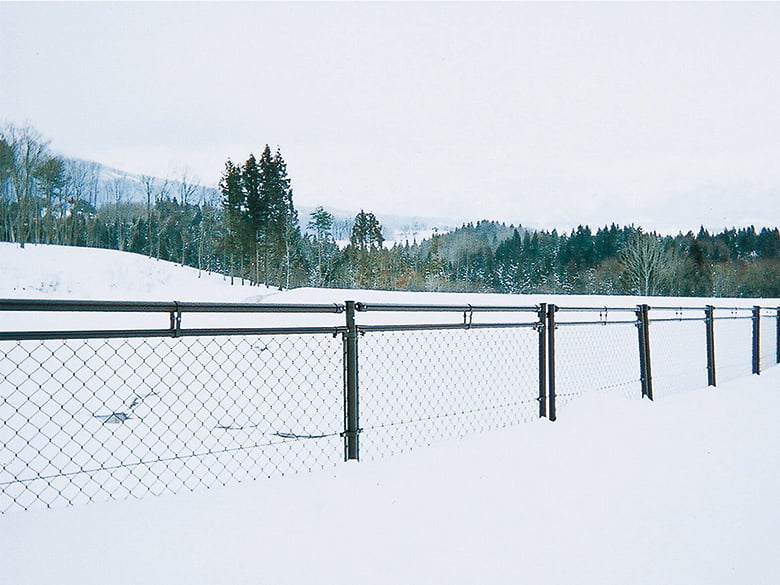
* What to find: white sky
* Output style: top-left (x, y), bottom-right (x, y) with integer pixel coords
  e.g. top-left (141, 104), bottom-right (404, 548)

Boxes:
top-left (2, 1), bottom-right (780, 233)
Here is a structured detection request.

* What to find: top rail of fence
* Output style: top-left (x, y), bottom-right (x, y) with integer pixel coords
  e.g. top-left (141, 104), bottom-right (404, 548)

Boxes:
top-left (3, 299), bottom-right (774, 316)
top-left (352, 302), bottom-right (541, 333)
top-left (0, 298), bottom-right (348, 342)
top-left (2, 298), bottom-right (778, 342)
top-left (555, 306), bottom-right (638, 313)
top-left (552, 306), bottom-right (637, 327)
top-left (355, 302), bottom-right (538, 313)
top-left (0, 298), bottom-right (345, 314)
top-left (707, 306), bottom-right (757, 312)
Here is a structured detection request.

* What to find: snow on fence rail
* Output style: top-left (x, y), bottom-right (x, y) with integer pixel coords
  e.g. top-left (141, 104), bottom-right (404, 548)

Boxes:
top-left (1, 299), bottom-right (778, 513)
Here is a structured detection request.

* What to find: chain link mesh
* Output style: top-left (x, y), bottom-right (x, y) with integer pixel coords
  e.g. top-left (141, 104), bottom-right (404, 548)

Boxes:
top-left (648, 319), bottom-right (709, 398)
top-left (357, 327), bottom-right (540, 460)
top-left (553, 322), bottom-right (642, 410)
top-left (759, 310), bottom-right (779, 372)
top-left (713, 317), bottom-right (753, 384)
top-left (0, 334), bottom-right (343, 512)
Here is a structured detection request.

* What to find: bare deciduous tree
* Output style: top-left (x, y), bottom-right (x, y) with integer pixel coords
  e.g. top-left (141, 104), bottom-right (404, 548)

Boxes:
top-left (1, 124), bottom-right (50, 247)
top-left (619, 231), bottom-right (673, 295)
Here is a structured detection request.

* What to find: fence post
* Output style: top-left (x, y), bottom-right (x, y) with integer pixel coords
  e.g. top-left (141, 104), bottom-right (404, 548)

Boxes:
top-left (637, 304), bottom-right (653, 401)
top-left (546, 304), bottom-right (557, 422)
top-left (537, 303), bottom-right (547, 418)
top-left (343, 300), bottom-right (360, 461)
top-left (705, 305), bottom-right (716, 387)
top-left (752, 306), bottom-right (761, 375)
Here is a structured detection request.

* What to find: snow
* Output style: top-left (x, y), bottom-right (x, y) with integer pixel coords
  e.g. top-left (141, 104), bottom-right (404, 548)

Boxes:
top-left (2, 243), bottom-right (780, 584)
top-left (3, 372), bottom-right (780, 585)
top-left (0, 242), bottom-right (272, 302)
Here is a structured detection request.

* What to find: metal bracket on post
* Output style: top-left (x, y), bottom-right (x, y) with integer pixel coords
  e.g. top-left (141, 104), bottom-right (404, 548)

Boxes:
top-left (343, 300), bottom-right (360, 461)
top-left (169, 301), bottom-right (182, 338)
top-left (637, 304), bottom-right (653, 401)
top-left (752, 306), bottom-right (761, 375)
top-left (537, 303), bottom-right (547, 419)
top-left (546, 304), bottom-right (557, 422)
top-left (705, 305), bottom-right (716, 387)
top-left (463, 305), bottom-right (473, 329)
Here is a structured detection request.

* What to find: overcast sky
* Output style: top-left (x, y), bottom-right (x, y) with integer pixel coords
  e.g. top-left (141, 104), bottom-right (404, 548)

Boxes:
top-left (2, 1), bottom-right (780, 233)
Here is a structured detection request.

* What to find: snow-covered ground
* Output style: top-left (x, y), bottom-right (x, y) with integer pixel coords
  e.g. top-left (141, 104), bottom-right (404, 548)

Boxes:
top-left (0, 242), bottom-right (272, 302)
top-left (2, 243), bottom-right (780, 584)
top-left (2, 371), bottom-right (779, 585)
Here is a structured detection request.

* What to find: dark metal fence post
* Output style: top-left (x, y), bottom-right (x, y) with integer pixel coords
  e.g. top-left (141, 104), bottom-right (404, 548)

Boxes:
top-left (547, 304), bottom-right (557, 422)
top-left (705, 305), bottom-right (716, 387)
top-left (537, 303), bottom-right (547, 418)
top-left (637, 304), bottom-right (654, 401)
top-left (752, 306), bottom-right (761, 375)
top-left (343, 300), bottom-right (360, 461)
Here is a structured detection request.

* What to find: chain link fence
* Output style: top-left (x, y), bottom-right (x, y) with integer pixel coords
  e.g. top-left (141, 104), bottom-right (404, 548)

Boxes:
top-left (1, 333), bottom-right (345, 513)
top-left (552, 308), bottom-right (642, 412)
top-left (712, 308), bottom-right (756, 384)
top-left (547, 304), bottom-right (779, 412)
top-left (358, 326), bottom-right (540, 460)
top-left (646, 309), bottom-right (709, 399)
top-left (759, 308), bottom-right (780, 371)
top-left (1, 298), bottom-right (779, 513)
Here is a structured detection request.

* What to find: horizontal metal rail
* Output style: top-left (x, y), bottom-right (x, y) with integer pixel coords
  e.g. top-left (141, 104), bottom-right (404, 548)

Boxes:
top-left (555, 306), bottom-right (638, 313)
top-left (648, 305), bottom-right (710, 311)
top-left (357, 321), bottom-right (539, 333)
top-left (0, 298), bottom-right (345, 314)
top-left (355, 302), bottom-right (538, 313)
top-left (709, 315), bottom-right (755, 321)
top-left (647, 317), bottom-right (707, 323)
top-left (0, 299), bottom-right (177, 312)
top-left (179, 302), bottom-right (345, 314)
top-left (555, 319), bottom-right (639, 327)
top-left (0, 326), bottom-right (346, 342)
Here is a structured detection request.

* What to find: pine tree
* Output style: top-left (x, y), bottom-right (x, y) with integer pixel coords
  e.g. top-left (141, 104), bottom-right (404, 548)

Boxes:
top-left (308, 206), bottom-right (334, 286)
top-left (242, 153), bottom-right (264, 283)
top-left (219, 158), bottom-right (245, 282)
top-left (348, 210), bottom-right (384, 287)
top-left (271, 147), bottom-right (300, 289)
top-left (350, 210), bottom-right (384, 249)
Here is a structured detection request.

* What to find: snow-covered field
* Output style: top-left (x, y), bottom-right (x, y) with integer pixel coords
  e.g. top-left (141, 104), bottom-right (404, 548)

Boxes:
top-left (2, 243), bottom-right (780, 584)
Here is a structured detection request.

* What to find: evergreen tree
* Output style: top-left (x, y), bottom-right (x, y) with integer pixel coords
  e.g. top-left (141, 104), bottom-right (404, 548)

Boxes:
top-left (242, 153), bottom-right (263, 282)
top-left (350, 210), bottom-right (384, 248)
top-left (271, 147), bottom-right (300, 289)
top-left (219, 158), bottom-right (246, 282)
top-left (348, 210), bottom-right (384, 287)
top-left (308, 206), bottom-right (334, 286)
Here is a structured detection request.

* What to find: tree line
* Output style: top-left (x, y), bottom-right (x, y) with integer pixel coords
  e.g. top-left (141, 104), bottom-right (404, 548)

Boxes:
top-left (2, 123), bottom-right (779, 297)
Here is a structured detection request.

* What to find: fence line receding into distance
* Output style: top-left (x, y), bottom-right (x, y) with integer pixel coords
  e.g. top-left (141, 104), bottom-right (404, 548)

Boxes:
top-left (1, 298), bottom-right (778, 512)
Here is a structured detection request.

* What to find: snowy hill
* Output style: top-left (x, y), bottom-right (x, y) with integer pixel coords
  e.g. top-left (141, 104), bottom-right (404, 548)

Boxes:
top-left (3, 241), bottom-right (773, 308)
top-left (0, 242), bottom-right (270, 302)
top-left (2, 244), bottom-right (780, 585)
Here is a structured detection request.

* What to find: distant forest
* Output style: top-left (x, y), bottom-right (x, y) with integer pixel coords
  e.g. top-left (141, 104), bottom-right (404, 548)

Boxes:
top-left (2, 123), bottom-right (779, 298)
